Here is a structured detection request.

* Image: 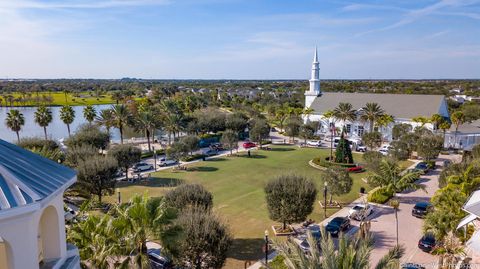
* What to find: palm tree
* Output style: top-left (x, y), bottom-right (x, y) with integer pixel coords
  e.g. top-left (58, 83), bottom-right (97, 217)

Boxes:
top-left (451, 111), bottom-right (465, 149)
top-left (59, 105), bottom-right (75, 136)
top-left (412, 116), bottom-right (430, 128)
top-left (96, 109), bottom-right (115, 135)
top-left (112, 194), bottom-right (171, 268)
top-left (333, 102), bottom-right (357, 133)
top-left (111, 104), bottom-right (132, 144)
top-left (323, 110), bottom-right (337, 161)
top-left (134, 110), bottom-right (158, 152)
top-left (389, 198), bottom-right (400, 246)
top-left (5, 109), bottom-right (25, 142)
top-left (375, 114), bottom-right (394, 142)
top-left (275, 227), bottom-right (404, 269)
top-left (34, 106), bottom-right (53, 140)
top-left (439, 120), bottom-right (452, 141)
top-left (432, 232), bottom-right (465, 269)
top-left (366, 159), bottom-right (424, 194)
top-left (68, 214), bottom-right (118, 268)
top-left (303, 107), bottom-right (315, 123)
top-left (360, 102), bottom-right (385, 133)
top-left (83, 105), bottom-right (97, 124)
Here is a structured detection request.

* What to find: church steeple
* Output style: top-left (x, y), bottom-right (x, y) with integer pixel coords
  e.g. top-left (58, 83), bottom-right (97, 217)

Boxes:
top-left (307, 47), bottom-right (321, 95)
top-left (305, 47), bottom-right (321, 108)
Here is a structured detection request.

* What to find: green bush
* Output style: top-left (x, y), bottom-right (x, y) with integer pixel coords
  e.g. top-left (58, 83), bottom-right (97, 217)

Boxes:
top-left (181, 154), bottom-right (206, 162)
top-left (312, 157), bottom-right (357, 168)
top-left (426, 160), bottom-right (436, 169)
top-left (367, 187), bottom-right (394, 204)
top-left (199, 133), bottom-right (222, 139)
top-left (267, 255), bottom-right (287, 269)
top-left (141, 149), bottom-right (165, 159)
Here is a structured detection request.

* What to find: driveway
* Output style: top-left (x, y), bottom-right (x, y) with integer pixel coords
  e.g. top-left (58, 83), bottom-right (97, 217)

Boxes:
top-left (368, 156), bottom-right (460, 268)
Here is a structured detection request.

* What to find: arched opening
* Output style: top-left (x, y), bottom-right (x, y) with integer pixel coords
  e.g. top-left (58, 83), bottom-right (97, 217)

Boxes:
top-left (38, 206), bottom-right (61, 265)
top-left (0, 236), bottom-right (13, 269)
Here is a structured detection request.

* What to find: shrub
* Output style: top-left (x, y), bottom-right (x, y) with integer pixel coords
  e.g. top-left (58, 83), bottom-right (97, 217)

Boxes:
top-left (367, 187), bottom-right (394, 204)
top-left (312, 157), bottom-right (357, 168)
top-left (362, 151), bottom-right (383, 172)
top-left (181, 154), bottom-right (205, 162)
top-left (165, 184), bottom-right (213, 211)
top-left (140, 149), bottom-right (165, 159)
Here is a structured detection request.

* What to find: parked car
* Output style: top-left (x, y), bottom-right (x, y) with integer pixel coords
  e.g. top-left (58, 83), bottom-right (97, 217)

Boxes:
top-left (413, 162), bottom-right (429, 174)
top-left (356, 144), bottom-right (367, 152)
top-left (378, 148), bottom-right (389, 156)
top-left (412, 201), bottom-right (433, 218)
top-left (243, 142), bottom-right (256, 149)
top-left (418, 233), bottom-right (436, 252)
top-left (326, 217), bottom-right (350, 237)
top-left (443, 159), bottom-right (452, 167)
top-left (297, 225), bottom-right (322, 252)
top-left (202, 148), bottom-right (218, 156)
top-left (210, 143), bottom-right (224, 151)
top-left (306, 140), bottom-right (322, 147)
top-left (133, 162), bottom-right (154, 172)
top-left (401, 263), bottom-right (426, 269)
top-left (148, 249), bottom-right (172, 269)
top-left (158, 158), bottom-right (177, 167)
top-left (348, 204), bottom-right (373, 221)
top-left (346, 165), bottom-right (364, 173)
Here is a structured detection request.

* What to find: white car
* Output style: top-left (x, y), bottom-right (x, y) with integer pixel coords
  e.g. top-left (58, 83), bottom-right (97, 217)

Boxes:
top-left (133, 162), bottom-right (154, 172)
top-left (306, 140), bottom-right (322, 147)
top-left (348, 204), bottom-right (373, 221)
top-left (378, 149), bottom-right (389, 156)
top-left (158, 157), bottom-right (177, 167)
top-left (356, 145), bottom-right (367, 152)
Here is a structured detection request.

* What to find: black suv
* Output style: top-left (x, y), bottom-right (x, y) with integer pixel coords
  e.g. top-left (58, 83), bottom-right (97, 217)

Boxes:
top-left (418, 233), bottom-right (436, 252)
top-left (412, 202), bottom-right (433, 218)
top-left (326, 217), bottom-right (350, 237)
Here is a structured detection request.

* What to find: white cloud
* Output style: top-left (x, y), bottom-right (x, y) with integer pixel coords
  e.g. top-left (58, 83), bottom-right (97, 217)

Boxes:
top-left (0, 0), bottom-right (171, 10)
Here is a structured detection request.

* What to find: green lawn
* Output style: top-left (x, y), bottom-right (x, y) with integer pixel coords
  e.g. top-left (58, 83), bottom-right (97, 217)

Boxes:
top-left (107, 145), bottom-right (381, 267)
top-left (5, 92), bottom-right (117, 106)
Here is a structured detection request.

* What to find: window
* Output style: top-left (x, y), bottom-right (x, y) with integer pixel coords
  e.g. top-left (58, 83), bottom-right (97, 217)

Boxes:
top-left (346, 124), bottom-right (351, 134)
top-left (357, 126), bottom-right (364, 137)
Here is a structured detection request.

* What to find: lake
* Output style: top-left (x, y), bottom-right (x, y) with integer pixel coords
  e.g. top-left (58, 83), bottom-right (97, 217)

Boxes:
top-left (0, 105), bottom-right (151, 143)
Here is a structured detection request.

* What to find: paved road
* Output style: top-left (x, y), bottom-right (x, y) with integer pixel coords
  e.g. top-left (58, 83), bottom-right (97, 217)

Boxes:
top-left (368, 156), bottom-right (460, 268)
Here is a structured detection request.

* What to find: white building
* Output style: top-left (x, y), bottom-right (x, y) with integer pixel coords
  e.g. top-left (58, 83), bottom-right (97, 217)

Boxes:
top-left (445, 119), bottom-right (480, 150)
top-left (304, 47), bottom-right (450, 142)
top-left (0, 140), bottom-right (80, 269)
top-left (457, 190), bottom-right (480, 263)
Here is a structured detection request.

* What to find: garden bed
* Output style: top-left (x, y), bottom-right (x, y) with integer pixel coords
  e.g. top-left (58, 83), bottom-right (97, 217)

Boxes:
top-left (271, 225), bottom-right (295, 236)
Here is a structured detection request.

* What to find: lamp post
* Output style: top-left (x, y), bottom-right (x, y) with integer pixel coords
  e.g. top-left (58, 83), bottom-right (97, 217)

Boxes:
top-left (264, 230), bottom-right (269, 266)
top-left (117, 189), bottom-right (121, 204)
top-left (153, 146), bottom-right (157, 172)
top-left (324, 181), bottom-right (328, 218)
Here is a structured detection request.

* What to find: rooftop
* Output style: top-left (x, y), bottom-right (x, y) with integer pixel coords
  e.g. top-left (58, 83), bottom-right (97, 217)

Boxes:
top-left (309, 92), bottom-right (447, 119)
top-left (0, 139), bottom-right (76, 211)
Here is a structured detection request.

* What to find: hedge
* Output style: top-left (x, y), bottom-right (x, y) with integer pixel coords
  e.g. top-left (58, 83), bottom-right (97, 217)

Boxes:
top-left (367, 187), bottom-right (394, 204)
top-left (312, 157), bottom-right (358, 168)
top-left (141, 149), bottom-right (166, 159)
top-left (181, 154), bottom-right (206, 162)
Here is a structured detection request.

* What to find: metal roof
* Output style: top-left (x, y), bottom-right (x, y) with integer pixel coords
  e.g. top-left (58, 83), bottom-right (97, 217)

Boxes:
top-left (0, 139), bottom-right (76, 210)
top-left (309, 92), bottom-right (447, 119)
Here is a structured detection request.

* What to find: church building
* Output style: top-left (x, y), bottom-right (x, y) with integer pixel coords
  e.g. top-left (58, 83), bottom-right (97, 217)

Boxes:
top-left (304, 48), bottom-right (450, 142)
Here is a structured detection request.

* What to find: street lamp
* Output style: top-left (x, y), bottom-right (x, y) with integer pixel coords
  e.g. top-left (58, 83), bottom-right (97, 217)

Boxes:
top-left (153, 146), bottom-right (157, 172)
top-left (324, 181), bottom-right (328, 218)
top-left (264, 229), bottom-right (269, 266)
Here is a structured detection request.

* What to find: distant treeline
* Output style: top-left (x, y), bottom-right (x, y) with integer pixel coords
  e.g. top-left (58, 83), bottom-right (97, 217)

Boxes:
top-left (0, 79), bottom-right (479, 97)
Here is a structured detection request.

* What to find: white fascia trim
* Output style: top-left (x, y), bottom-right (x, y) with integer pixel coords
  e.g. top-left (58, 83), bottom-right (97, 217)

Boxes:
top-left (0, 165), bottom-right (41, 201)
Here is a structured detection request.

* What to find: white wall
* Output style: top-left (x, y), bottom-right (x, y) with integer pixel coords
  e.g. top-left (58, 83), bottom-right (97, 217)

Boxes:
top-left (0, 193), bottom-right (67, 269)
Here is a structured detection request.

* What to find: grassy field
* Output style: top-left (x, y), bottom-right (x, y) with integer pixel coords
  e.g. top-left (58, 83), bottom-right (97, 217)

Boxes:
top-left (4, 92), bottom-right (116, 106)
top-left (106, 145), bottom-right (410, 268)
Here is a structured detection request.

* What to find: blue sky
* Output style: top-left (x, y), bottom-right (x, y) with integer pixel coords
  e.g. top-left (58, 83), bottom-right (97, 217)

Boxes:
top-left (0, 0), bottom-right (479, 79)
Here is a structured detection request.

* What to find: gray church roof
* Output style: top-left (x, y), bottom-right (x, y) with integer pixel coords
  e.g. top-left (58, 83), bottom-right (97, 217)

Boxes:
top-left (0, 139), bottom-right (76, 211)
top-left (310, 92), bottom-right (446, 119)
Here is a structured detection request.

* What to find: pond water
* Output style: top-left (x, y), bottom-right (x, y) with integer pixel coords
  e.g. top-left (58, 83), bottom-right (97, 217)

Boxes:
top-left (0, 105), bottom-right (150, 143)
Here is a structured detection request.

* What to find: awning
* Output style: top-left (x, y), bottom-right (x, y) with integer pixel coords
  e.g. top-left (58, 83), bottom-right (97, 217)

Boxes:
top-left (457, 214), bottom-right (477, 230)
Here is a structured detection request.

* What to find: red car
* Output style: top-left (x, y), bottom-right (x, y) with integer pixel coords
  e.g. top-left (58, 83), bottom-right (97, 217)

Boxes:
top-left (346, 166), bottom-right (364, 173)
top-left (243, 142), bottom-right (256, 149)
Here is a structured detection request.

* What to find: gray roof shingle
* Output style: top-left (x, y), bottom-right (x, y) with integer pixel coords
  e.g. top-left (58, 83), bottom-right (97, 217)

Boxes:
top-left (309, 92), bottom-right (446, 119)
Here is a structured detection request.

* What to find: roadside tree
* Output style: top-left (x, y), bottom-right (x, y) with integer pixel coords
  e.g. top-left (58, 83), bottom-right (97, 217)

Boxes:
top-left (109, 144), bottom-right (142, 181)
top-left (323, 167), bottom-right (353, 204)
top-left (220, 129), bottom-right (239, 155)
top-left (264, 174), bottom-right (317, 230)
